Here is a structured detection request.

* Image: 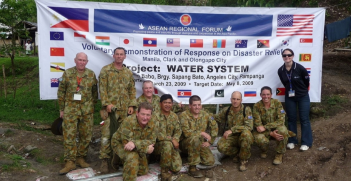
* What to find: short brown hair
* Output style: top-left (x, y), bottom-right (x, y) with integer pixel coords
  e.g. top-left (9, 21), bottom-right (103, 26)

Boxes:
top-left (137, 102), bottom-right (153, 113)
top-left (189, 95), bottom-right (201, 105)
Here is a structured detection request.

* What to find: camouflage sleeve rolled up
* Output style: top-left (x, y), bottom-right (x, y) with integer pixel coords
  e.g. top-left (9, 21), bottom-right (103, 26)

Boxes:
top-left (231, 106), bottom-right (253, 133)
top-left (263, 99), bottom-right (285, 129)
top-left (57, 71), bottom-right (68, 111)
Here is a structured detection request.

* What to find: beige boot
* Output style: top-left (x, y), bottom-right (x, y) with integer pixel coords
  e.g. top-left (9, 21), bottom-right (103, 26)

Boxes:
top-left (76, 157), bottom-right (89, 168)
top-left (188, 165), bottom-right (203, 178)
top-left (273, 154), bottom-right (283, 165)
top-left (59, 160), bottom-right (76, 175)
top-left (161, 167), bottom-right (172, 181)
top-left (239, 160), bottom-right (248, 171)
top-left (100, 158), bottom-right (109, 173)
top-left (260, 151), bottom-right (267, 159)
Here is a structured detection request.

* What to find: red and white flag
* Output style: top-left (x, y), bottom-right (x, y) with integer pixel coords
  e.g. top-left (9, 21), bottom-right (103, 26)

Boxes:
top-left (300, 38), bottom-right (313, 47)
top-left (120, 37), bottom-right (134, 46)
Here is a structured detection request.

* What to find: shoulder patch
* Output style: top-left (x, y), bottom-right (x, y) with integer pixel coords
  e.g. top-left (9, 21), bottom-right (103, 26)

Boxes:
top-left (280, 110), bottom-right (285, 113)
top-left (248, 116), bottom-right (253, 119)
top-left (59, 77), bottom-right (63, 81)
top-left (211, 116), bottom-right (214, 120)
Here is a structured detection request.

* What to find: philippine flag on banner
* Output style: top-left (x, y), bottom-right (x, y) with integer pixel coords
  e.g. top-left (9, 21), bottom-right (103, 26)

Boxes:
top-left (120, 37), bottom-right (134, 46)
top-left (213, 39), bottom-right (226, 48)
top-left (143, 38), bottom-right (157, 47)
top-left (244, 89), bottom-right (257, 97)
top-left (50, 32), bottom-right (64, 40)
top-left (51, 78), bottom-right (60, 87)
top-left (190, 39), bottom-right (203, 48)
top-left (49, 7), bottom-right (89, 32)
top-left (74, 32), bottom-right (86, 42)
top-left (277, 14), bottom-right (314, 37)
top-left (167, 38), bottom-right (180, 47)
top-left (300, 38), bottom-right (313, 47)
top-left (178, 90), bottom-right (192, 98)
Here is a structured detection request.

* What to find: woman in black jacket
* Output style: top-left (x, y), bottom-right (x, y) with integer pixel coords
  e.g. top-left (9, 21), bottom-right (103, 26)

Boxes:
top-left (277, 48), bottom-right (312, 151)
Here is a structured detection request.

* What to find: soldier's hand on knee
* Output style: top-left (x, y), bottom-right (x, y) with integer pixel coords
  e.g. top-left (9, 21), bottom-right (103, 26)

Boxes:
top-left (147, 144), bottom-right (154, 154)
top-left (270, 130), bottom-right (284, 141)
top-left (124, 141), bottom-right (136, 151)
top-left (256, 126), bottom-right (266, 133)
top-left (223, 130), bottom-right (233, 139)
top-left (171, 139), bottom-right (179, 149)
top-left (202, 142), bottom-right (211, 148)
top-left (200, 132), bottom-right (211, 142)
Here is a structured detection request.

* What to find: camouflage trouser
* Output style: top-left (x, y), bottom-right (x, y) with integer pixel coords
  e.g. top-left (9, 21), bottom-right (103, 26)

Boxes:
top-left (62, 113), bottom-right (93, 161)
top-left (180, 136), bottom-right (215, 166)
top-left (217, 130), bottom-right (254, 160)
top-left (112, 142), bottom-right (148, 181)
top-left (253, 126), bottom-right (288, 154)
top-left (153, 141), bottom-right (182, 172)
top-left (99, 110), bottom-right (127, 159)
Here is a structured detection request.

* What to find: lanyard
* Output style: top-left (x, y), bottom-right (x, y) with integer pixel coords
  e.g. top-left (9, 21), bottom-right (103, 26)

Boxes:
top-left (285, 69), bottom-right (293, 91)
top-left (76, 76), bottom-right (82, 92)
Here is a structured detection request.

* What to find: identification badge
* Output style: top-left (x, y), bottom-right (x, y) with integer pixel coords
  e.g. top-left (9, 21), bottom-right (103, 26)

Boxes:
top-left (288, 90), bottom-right (295, 97)
top-left (74, 94), bottom-right (82, 100)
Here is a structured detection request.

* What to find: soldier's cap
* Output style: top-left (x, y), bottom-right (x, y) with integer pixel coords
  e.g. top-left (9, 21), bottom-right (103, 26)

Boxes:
top-left (51, 117), bottom-right (63, 135)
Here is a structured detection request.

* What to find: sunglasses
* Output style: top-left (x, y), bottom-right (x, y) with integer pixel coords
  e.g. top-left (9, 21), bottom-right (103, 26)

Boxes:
top-left (282, 54), bottom-right (293, 57)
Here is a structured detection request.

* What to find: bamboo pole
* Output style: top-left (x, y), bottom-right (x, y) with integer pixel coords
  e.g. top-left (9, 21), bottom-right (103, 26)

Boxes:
top-left (2, 64), bottom-right (7, 98)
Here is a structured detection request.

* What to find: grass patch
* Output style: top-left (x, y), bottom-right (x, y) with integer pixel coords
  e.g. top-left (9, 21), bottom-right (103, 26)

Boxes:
top-left (30, 149), bottom-right (50, 164)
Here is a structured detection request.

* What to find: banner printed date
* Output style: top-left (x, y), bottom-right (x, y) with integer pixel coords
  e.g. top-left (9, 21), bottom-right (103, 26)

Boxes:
top-left (165, 82), bottom-right (186, 86)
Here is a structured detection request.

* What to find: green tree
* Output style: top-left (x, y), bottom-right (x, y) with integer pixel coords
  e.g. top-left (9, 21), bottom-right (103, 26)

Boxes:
top-left (0, 0), bottom-right (36, 98)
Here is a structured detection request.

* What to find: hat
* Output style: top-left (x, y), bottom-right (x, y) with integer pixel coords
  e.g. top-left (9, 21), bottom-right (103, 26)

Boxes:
top-left (51, 117), bottom-right (63, 135)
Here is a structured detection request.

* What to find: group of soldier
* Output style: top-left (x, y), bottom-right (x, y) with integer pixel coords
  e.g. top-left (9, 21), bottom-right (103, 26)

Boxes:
top-left (57, 47), bottom-right (295, 181)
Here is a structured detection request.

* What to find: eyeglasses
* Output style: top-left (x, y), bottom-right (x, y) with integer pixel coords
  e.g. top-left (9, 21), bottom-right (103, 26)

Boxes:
top-left (282, 54), bottom-right (293, 57)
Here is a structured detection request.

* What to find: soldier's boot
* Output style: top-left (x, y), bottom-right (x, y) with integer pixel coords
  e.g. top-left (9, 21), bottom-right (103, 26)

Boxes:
top-left (239, 160), bottom-right (248, 171)
top-left (161, 167), bottom-right (172, 181)
top-left (273, 154), bottom-right (283, 165)
top-left (260, 151), bottom-right (268, 159)
top-left (100, 158), bottom-right (109, 174)
top-left (111, 153), bottom-right (120, 170)
top-left (59, 160), bottom-right (76, 175)
top-left (188, 165), bottom-right (203, 178)
top-left (76, 157), bottom-right (89, 168)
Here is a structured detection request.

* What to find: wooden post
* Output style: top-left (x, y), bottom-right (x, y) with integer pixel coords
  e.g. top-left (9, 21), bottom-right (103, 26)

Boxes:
top-left (2, 64), bottom-right (7, 98)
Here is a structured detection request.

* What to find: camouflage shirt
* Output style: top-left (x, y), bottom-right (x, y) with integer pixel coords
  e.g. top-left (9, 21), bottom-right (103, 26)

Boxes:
top-left (99, 63), bottom-right (137, 110)
top-left (154, 111), bottom-right (182, 142)
top-left (57, 67), bottom-right (98, 115)
top-left (215, 104), bottom-right (253, 134)
top-left (253, 98), bottom-right (286, 130)
top-left (179, 110), bottom-right (218, 144)
top-left (136, 94), bottom-right (161, 113)
top-left (111, 114), bottom-right (158, 154)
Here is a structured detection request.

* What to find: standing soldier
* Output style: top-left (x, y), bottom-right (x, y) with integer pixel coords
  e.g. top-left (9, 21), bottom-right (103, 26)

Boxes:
top-left (179, 95), bottom-right (218, 178)
top-left (215, 91), bottom-right (254, 171)
top-left (253, 86), bottom-right (289, 165)
top-left (152, 94), bottom-right (182, 181)
top-left (99, 47), bottom-right (137, 173)
top-left (111, 102), bottom-right (158, 181)
top-left (57, 52), bottom-right (98, 174)
top-left (136, 80), bottom-right (183, 113)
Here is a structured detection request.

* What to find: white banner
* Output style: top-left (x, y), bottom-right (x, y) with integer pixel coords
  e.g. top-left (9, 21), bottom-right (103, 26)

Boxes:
top-left (36, 0), bottom-right (325, 103)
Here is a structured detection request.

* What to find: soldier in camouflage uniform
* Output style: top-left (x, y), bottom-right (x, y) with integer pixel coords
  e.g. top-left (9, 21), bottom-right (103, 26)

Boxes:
top-left (179, 95), bottom-right (218, 178)
top-left (253, 86), bottom-right (289, 165)
top-left (152, 94), bottom-right (182, 181)
top-left (57, 52), bottom-right (98, 174)
top-left (136, 80), bottom-right (183, 114)
top-left (215, 91), bottom-right (254, 171)
top-left (111, 102), bottom-right (158, 181)
top-left (99, 47), bottom-right (137, 173)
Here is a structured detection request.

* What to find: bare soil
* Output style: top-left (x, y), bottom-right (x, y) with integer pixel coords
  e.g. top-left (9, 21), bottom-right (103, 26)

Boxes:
top-left (0, 52), bottom-right (351, 181)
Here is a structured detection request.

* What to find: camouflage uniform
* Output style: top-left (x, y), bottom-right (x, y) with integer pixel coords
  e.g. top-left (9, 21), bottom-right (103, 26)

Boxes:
top-left (136, 94), bottom-right (182, 114)
top-left (179, 110), bottom-right (218, 166)
top-left (253, 99), bottom-right (288, 154)
top-left (99, 63), bottom-right (137, 159)
top-left (57, 67), bottom-right (98, 161)
top-left (214, 105), bottom-right (254, 160)
top-left (153, 111), bottom-right (182, 172)
top-left (111, 115), bottom-right (158, 181)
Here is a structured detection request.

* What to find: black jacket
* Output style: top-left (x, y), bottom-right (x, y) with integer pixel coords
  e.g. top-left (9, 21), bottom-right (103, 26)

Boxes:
top-left (277, 61), bottom-right (310, 97)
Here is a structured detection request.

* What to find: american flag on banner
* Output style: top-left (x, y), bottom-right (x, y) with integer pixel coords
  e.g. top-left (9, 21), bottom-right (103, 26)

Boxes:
top-left (276, 14), bottom-right (314, 36)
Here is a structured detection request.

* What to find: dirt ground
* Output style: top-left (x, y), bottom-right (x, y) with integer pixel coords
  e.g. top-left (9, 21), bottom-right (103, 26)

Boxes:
top-left (0, 52), bottom-right (351, 181)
